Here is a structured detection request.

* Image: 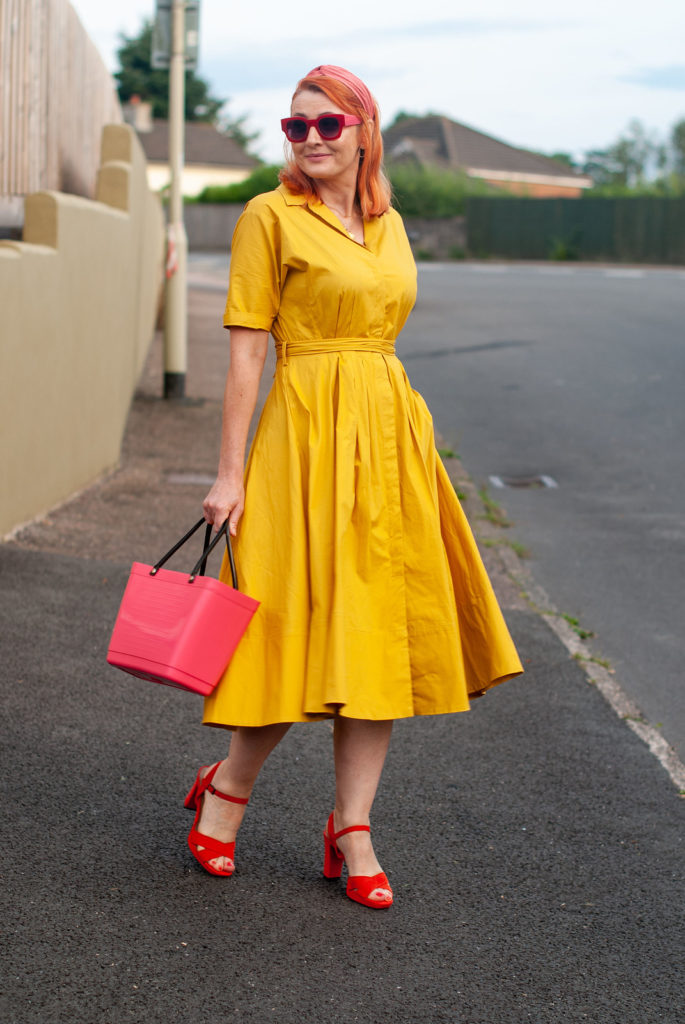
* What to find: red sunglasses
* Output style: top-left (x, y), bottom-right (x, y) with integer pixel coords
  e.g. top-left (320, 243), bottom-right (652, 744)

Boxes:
top-left (280, 113), bottom-right (362, 143)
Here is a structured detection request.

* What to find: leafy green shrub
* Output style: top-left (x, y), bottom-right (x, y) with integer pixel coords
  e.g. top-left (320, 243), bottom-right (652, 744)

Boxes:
top-left (388, 164), bottom-right (495, 218)
top-left (549, 239), bottom-right (576, 260)
top-left (548, 230), bottom-right (582, 261)
top-left (197, 164), bottom-right (282, 203)
top-left (583, 176), bottom-right (685, 198)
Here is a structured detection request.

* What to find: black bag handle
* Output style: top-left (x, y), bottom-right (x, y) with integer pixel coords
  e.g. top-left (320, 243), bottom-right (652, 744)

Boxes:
top-left (150, 517), bottom-right (239, 588)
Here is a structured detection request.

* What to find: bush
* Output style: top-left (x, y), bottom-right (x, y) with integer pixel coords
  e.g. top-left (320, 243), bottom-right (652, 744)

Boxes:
top-left (196, 164), bottom-right (282, 203)
top-left (583, 176), bottom-right (685, 198)
top-left (195, 160), bottom-right (500, 216)
top-left (548, 235), bottom-right (580, 261)
top-left (388, 164), bottom-right (495, 218)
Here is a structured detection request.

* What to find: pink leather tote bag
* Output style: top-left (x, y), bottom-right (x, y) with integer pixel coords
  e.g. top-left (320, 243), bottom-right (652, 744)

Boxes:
top-left (107, 518), bottom-right (259, 696)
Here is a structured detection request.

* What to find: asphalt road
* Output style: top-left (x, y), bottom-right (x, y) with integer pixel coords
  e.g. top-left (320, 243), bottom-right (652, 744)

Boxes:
top-left (2, 546), bottom-right (684, 1024)
top-left (2, 257), bottom-right (684, 1023)
top-left (402, 262), bottom-right (685, 761)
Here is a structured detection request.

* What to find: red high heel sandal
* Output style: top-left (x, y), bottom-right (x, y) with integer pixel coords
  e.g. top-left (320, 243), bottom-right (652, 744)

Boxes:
top-left (184, 762), bottom-right (248, 877)
top-left (323, 812), bottom-right (393, 909)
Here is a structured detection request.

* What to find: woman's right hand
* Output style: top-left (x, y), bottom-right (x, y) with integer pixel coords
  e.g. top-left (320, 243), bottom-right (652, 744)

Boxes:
top-left (203, 476), bottom-right (245, 537)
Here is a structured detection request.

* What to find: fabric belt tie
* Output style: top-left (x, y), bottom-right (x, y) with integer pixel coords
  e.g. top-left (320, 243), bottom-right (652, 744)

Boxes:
top-left (276, 337), bottom-right (396, 366)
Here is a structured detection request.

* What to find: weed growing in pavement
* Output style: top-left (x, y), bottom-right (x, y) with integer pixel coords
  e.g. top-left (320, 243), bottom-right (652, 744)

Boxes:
top-left (436, 448), bottom-right (467, 499)
top-left (482, 537), bottom-right (530, 559)
top-left (561, 613), bottom-right (595, 640)
top-left (573, 652), bottom-right (614, 672)
top-left (477, 486), bottom-right (513, 528)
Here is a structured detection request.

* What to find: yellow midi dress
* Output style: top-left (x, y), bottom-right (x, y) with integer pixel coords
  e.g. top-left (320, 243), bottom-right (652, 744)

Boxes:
top-left (203, 184), bottom-right (523, 728)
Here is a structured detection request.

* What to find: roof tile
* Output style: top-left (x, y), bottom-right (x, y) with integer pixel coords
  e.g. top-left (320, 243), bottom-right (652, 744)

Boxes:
top-left (384, 115), bottom-right (584, 181)
top-left (137, 121), bottom-right (259, 169)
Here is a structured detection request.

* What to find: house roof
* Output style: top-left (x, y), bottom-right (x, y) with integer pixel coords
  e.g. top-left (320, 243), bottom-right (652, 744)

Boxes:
top-left (383, 115), bottom-right (590, 186)
top-left (137, 121), bottom-right (259, 169)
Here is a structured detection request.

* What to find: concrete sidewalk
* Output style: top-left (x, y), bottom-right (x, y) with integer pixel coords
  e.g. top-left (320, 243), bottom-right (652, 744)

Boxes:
top-left (2, 269), bottom-right (684, 1024)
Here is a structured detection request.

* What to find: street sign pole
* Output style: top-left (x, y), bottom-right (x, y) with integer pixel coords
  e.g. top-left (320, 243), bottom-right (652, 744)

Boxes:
top-left (163, 0), bottom-right (188, 399)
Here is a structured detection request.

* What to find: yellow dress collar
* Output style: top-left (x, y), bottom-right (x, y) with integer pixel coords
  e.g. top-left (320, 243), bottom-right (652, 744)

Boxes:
top-left (277, 182), bottom-right (384, 248)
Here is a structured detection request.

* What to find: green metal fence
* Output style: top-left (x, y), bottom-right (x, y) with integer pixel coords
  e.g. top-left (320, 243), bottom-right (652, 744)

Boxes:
top-left (465, 197), bottom-right (685, 264)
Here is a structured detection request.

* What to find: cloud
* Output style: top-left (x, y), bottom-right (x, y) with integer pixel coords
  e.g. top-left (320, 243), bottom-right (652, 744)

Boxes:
top-left (623, 65), bottom-right (685, 90)
top-left (201, 55), bottom-right (310, 96)
top-left (202, 18), bottom-right (565, 99)
top-left (354, 18), bottom-right (561, 40)
top-left (202, 47), bottom-right (402, 98)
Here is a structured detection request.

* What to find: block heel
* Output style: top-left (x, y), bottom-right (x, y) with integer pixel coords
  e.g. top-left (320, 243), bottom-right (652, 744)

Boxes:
top-left (184, 762), bottom-right (248, 877)
top-left (322, 812), bottom-right (393, 909)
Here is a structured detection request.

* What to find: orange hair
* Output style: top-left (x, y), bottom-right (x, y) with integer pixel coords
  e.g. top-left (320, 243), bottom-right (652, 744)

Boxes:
top-left (278, 75), bottom-right (391, 218)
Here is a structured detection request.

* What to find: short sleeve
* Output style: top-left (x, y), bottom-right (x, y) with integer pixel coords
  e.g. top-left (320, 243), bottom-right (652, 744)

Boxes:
top-left (223, 196), bottom-right (281, 331)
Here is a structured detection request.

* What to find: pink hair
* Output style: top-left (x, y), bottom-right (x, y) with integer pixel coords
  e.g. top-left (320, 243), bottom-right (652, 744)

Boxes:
top-left (278, 74), bottom-right (391, 218)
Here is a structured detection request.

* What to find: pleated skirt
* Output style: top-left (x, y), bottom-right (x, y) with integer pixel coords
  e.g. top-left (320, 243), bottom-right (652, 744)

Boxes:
top-left (203, 342), bottom-right (522, 728)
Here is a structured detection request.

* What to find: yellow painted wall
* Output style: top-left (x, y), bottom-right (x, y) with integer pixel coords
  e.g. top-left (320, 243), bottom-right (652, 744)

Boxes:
top-left (0, 124), bottom-right (164, 536)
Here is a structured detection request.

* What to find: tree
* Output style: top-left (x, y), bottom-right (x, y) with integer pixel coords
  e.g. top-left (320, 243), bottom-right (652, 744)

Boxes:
top-left (671, 119), bottom-right (685, 178)
top-left (582, 147), bottom-right (625, 188)
top-left (115, 20), bottom-right (260, 149)
top-left (582, 119), bottom-right (658, 189)
top-left (522, 148), bottom-right (578, 170)
top-left (115, 21), bottom-right (223, 121)
top-left (384, 110), bottom-right (444, 130)
top-left (547, 152), bottom-right (576, 169)
top-left (115, 19), bottom-right (255, 146)
top-left (216, 109), bottom-right (261, 152)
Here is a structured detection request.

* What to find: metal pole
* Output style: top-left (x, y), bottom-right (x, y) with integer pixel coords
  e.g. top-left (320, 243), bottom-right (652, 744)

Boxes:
top-left (163, 0), bottom-right (188, 399)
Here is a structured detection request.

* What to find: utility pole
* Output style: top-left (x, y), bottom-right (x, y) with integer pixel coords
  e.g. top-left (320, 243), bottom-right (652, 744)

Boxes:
top-left (163, 0), bottom-right (188, 399)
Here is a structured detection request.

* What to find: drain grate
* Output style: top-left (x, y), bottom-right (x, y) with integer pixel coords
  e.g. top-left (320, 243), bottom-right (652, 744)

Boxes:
top-left (489, 474), bottom-right (558, 489)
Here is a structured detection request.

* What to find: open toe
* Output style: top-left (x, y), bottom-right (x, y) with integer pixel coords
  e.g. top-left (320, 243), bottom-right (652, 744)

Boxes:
top-left (184, 763), bottom-right (248, 877)
top-left (323, 814), bottom-right (393, 909)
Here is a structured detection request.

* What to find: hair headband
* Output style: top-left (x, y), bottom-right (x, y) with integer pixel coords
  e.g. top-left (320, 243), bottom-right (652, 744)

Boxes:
top-left (303, 65), bottom-right (376, 120)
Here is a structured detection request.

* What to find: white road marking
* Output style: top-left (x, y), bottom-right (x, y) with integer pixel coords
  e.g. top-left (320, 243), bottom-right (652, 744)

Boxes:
top-left (494, 543), bottom-right (685, 793)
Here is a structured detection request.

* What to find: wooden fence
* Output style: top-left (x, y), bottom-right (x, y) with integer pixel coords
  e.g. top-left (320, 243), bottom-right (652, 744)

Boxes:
top-left (0, 0), bottom-right (121, 201)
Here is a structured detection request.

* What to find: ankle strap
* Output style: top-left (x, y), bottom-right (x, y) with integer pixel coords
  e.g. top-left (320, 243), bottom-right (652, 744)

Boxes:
top-left (205, 782), bottom-right (249, 805)
top-left (200, 762), bottom-right (249, 805)
top-left (333, 824), bottom-right (371, 841)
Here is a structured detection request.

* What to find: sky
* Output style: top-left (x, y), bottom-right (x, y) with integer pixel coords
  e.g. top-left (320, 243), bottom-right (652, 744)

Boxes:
top-left (71, 0), bottom-right (685, 165)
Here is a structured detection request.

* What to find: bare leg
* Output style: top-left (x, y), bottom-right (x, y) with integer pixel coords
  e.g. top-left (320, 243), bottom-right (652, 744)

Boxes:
top-left (332, 716), bottom-right (393, 900)
top-left (195, 722), bottom-right (291, 872)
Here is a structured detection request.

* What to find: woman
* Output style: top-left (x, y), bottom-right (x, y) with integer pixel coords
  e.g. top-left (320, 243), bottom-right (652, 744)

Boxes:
top-left (189, 65), bottom-right (523, 909)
